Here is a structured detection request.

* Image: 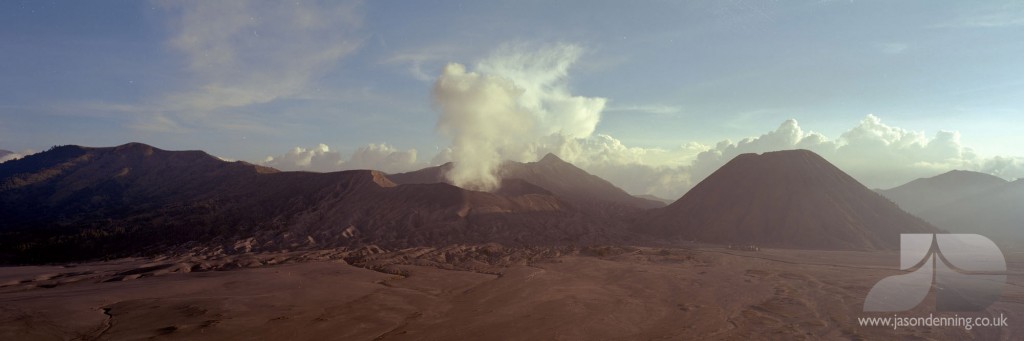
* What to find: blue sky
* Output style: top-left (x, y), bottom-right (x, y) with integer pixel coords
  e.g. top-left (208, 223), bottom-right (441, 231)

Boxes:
top-left (1, 1), bottom-right (1022, 196)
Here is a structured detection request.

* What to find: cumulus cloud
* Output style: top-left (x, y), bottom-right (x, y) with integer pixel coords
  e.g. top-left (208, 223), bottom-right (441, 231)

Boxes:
top-left (263, 143), bottom-right (421, 173)
top-left (391, 41), bottom-right (1023, 199)
top-left (684, 115), bottom-right (1023, 191)
top-left (263, 144), bottom-right (343, 172)
top-left (686, 118), bottom-right (837, 183)
top-left (0, 150), bottom-right (25, 163)
top-left (429, 133), bottom-right (701, 199)
top-left (528, 134), bottom-right (703, 200)
top-left (263, 114), bottom-right (1021, 200)
top-left (979, 156), bottom-right (1024, 180)
top-left (446, 114), bottom-right (1024, 200)
top-left (344, 144), bottom-right (419, 173)
top-left (433, 43), bottom-right (606, 191)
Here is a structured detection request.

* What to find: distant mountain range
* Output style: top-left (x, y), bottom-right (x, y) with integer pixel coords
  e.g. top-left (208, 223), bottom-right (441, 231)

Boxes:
top-left (0, 143), bottom-right (942, 263)
top-left (879, 170), bottom-right (1023, 241)
top-left (635, 194), bottom-right (672, 205)
top-left (641, 150), bottom-right (939, 250)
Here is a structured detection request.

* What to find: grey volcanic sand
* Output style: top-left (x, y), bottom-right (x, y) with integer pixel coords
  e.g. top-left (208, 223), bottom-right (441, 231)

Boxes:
top-left (2, 248), bottom-right (1023, 340)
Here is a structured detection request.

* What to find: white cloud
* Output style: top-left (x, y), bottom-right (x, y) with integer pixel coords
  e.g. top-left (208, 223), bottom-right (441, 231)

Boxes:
top-left (0, 147), bottom-right (35, 164)
top-left (431, 147), bottom-right (454, 165)
top-left (263, 143), bottom-right (422, 174)
top-left (431, 133), bottom-right (704, 199)
top-left (343, 143), bottom-right (420, 173)
top-left (532, 134), bottom-right (703, 199)
top-left (685, 115), bottom-right (1023, 191)
top-left (263, 144), bottom-right (343, 172)
top-left (0, 150), bottom-right (24, 163)
top-left (261, 115), bottom-right (1021, 200)
top-left (604, 104), bottom-right (683, 116)
top-left (979, 156), bottom-right (1024, 179)
top-left (150, 1), bottom-right (362, 130)
top-left (452, 114), bottom-right (1024, 199)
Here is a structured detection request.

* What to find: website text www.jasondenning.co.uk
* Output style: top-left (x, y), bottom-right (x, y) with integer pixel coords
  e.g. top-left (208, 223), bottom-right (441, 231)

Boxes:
top-left (858, 313), bottom-right (1008, 330)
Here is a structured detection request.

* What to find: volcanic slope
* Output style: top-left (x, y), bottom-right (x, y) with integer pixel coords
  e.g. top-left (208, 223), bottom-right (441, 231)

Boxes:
top-left (389, 153), bottom-right (664, 210)
top-left (880, 171), bottom-right (1023, 240)
top-left (0, 143), bottom-right (625, 263)
top-left (641, 149), bottom-right (940, 250)
top-left (878, 170), bottom-right (1008, 214)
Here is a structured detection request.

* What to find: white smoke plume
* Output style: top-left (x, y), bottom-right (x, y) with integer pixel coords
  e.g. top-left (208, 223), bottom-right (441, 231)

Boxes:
top-left (432, 43), bottom-right (606, 191)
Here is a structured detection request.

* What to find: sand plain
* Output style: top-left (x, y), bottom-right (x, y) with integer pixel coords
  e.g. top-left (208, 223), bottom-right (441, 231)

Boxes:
top-left (1, 247), bottom-right (1022, 340)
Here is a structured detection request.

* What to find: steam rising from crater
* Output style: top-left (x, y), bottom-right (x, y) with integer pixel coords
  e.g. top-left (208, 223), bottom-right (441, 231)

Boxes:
top-left (432, 43), bottom-right (606, 191)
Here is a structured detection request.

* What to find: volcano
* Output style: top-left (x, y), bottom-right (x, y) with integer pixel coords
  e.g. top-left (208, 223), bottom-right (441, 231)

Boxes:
top-left (881, 170), bottom-right (1023, 240)
top-left (641, 149), bottom-right (939, 250)
top-left (388, 153), bottom-right (664, 210)
top-left (878, 170), bottom-right (1008, 214)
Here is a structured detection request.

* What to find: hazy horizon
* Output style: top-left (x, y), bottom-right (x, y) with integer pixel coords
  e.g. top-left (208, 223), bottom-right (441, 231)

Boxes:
top-left (2, 1), bottom-right (1022, 198)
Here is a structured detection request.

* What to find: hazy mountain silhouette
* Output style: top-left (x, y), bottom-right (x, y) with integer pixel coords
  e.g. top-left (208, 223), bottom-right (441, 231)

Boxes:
top-left (641, 149), bottom-right (940, 250)
top-left (0, 143), bottom-right (626, 263)
top-left (878, 170), bottom-right (1008, 214)
top-left (502, 153), bottom-right (666, 209)
top-left (880, 170), bottom-right (1022, 240)
top-left (636, 194), bottom-right (673, 205)
top-left (389, 153), bottom-right (665, 210)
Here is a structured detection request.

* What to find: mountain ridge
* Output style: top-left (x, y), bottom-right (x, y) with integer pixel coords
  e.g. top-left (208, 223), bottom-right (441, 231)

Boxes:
top-left (389, 153), bottom-right (665, 210)
top-left (1, 143), bottom-right (955, 263)
top-left (0, 143), bottom-right (625, 263)
top-left (878, 169), bottom-right (1008, 214)
top-left (880, 170), bottom-right (1022, 241)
